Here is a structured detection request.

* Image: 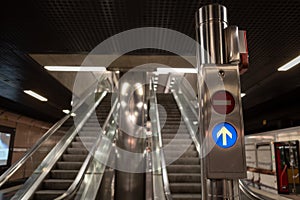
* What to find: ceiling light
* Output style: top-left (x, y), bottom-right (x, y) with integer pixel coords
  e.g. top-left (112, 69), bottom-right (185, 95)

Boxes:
top-left (241, 93), bottom-right (246, 98)
top-left (62, 109), bottom-right (70, 114)
top-left (44, 66), bottom-right (106, 72)
top-left (24, 90), bottom-right (48, 102)
top-left (157, 68), bottom-right (197, 74)
top-left (278, 55), bottom-right (300, 71)
top-left (115, 70), bottom-right (120, 74)
top-left (71, 113), bottom-right (76, 117)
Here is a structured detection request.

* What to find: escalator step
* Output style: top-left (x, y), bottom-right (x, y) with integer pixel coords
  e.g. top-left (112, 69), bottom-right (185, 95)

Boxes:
top-left (167, 158), bottom-right (200, 165)
top-left (164, 150), bottom-right (198, 158)
top-left (163, 139), bottom-right (192, 144)
top-left (172, 193), bottom-right (202, 200)
top-left (62, 154), bottom-right (87, 162)
top-left (67, 148), bottom-right (88, 154)
top-left (168, 173), bottom-right (201, 183)
top-left (56, 161), bottom-right (83, 170)
top-left (35, 190), bottom-right (65, 200)
top-left (163, 144), bottom-right (196, 151)
top-left (167, 165), bottom-right (201, 173)
top-left (71, 141), bottom-right (93, 148)
top-left (170, 183), bottom-right (201, 193)
top-left (162, 134), bottom-right (191, 139)
top-left (43, 179), bottom-right (73, 190)
top-left (50, 170), bottom-right (79, 179)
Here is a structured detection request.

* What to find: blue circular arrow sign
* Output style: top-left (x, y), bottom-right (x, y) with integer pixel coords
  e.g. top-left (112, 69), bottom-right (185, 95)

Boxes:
top-left (212, 122), bottom-right (237, 148)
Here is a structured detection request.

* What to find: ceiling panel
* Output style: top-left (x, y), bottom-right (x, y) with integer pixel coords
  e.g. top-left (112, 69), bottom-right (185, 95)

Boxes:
top-left (0, 0), bottom-right (299, 132)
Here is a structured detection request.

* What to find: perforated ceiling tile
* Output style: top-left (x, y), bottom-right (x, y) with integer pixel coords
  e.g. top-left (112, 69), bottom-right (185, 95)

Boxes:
top-left (0, 0), bottom-right (300, 130)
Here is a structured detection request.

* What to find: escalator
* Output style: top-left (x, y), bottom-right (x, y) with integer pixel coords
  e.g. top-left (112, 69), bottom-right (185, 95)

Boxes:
top-left (33, 94), bottom-right (112, 199)
top-left (157, 94), bottom-right (201, 200)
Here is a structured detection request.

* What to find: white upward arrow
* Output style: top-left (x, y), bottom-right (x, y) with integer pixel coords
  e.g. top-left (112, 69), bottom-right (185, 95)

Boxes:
top-left (217, 126), bottom-right (233, 146)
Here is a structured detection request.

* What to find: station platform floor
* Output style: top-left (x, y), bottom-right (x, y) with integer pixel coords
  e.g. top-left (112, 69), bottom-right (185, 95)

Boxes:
top-left (249, 186), bottom-right (300, 200)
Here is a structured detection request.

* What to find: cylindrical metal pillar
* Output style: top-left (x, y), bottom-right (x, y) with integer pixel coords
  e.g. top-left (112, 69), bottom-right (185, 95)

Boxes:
top-left (197, 4), bottom-right (240, 200)
top-left (115, 71), bottom-right (147, 200)
top-left (199, 4), bottom-right (228, 65)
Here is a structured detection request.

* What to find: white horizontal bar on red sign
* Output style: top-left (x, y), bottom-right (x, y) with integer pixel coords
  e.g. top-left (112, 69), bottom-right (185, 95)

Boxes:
top-left (213, 100), bottom-right (232, 106)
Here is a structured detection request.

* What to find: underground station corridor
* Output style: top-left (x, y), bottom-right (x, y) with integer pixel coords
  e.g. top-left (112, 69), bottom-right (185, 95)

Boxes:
top-left (0, 1), bottom-right (300, 200)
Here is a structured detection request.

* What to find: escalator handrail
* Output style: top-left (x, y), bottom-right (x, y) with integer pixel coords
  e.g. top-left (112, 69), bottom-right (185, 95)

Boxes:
top-left (12, 92), bottom-right (107, 199)
top-left (0, 84), bottom-right (101, 188)
top-left (0, 115), bottom-right (70, 188)
top-left (54, 96), bottom-right (119, 200)
top-left (239, 180), bottom-right (266, 200)
top-left (151, 82), bottom-right (173, 200)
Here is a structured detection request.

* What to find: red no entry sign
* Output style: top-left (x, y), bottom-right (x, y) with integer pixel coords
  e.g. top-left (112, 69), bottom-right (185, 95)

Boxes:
top-left (211, 91), bottom-right (235, 114)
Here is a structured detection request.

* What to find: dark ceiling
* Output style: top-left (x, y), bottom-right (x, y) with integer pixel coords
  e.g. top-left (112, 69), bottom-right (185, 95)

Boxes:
top-left (0, 0), bottom-right (300, 133)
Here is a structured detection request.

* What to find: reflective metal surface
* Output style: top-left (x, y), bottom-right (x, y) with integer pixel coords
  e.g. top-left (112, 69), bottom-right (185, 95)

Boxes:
top-left (11, 92), bottom-right (107, 200)
top-left (0, 81), bottom-right (101, 189)
top-left (225, 26), bottom-right (240, 64)
top-left (55, 97), bottom-right (118, 200)
top-left (150, 78), bottom-right (171, 200)
top-left (198, 4), bottom-right (228, 64)
top-left (75, 99), bottom-right (118, 200)
top-left (239, 180), bottom-right (268, 200)
top-left (197, 3), bottom-right (246, 199)
top-left (115, 71), bottom-right (146, 200)
top-left (172, 76), bottom-right (275, 200)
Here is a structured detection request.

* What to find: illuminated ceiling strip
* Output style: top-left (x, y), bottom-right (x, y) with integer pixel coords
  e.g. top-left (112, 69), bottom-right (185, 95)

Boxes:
top-left (278, 55), bottom-right (300, 71)
top-left (44, 66), bottom-right (106, 72)
top-left (156, 68), bottom-right (197, 74)
top-left (24, 90), bottom-right (48, 102)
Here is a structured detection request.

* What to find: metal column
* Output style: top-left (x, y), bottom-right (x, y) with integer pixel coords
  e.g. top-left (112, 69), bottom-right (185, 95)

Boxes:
top-left (196, 4), bottom-right (245, 200)
top-left (115, 71), bottom-right (147, 200)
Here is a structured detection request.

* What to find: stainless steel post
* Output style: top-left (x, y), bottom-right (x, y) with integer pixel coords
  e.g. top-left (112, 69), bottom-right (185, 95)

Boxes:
top-left (199, 4), bottom-right (228, 64)
top-left (115, 71), bottom-right (147, 200)
top-left (197, 4), bottom-right (240, 200)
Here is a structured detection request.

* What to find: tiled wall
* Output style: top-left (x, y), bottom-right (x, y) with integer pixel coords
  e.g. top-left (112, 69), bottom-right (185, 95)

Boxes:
top-left (0, 109), bottom-right (51, 179)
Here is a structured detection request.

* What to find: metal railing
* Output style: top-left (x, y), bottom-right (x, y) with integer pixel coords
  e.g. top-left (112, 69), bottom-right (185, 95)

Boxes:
top-left (0, 81), bottom-right (102, 189)
top-left (54, 97), bottom-right (118, 200)
top-left (11, 91), bottom-right (107, 199)
top-left (239, 180), bottom-right (267, 200)
top-left (150, 78), bottom-right (172, 200)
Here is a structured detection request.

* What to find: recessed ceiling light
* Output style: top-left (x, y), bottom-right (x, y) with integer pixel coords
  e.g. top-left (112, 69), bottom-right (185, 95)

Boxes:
top-left (24, 90), bottom-right (48, 102)
top-left (241, 93), bottom-right (246, 98)
top-left (44, 66), bottom-right (106, 72)
top-left (157, 68), bottom-right (197, 74)
top-left (62, 109), bottom-right (70, 114)
top-left (278, 55), bottom-right (300, 71)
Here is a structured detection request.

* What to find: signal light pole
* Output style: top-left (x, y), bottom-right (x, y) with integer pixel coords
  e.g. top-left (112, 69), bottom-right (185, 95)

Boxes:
top-left (196, 4), bottom-right (248, 199)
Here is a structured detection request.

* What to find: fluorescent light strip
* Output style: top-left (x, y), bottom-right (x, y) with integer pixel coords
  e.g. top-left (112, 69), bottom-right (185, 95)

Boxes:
top-left (278, 55), bottom-right (300, 71)
top-left (157, 68), bottom-right (197, 74)
top-left (44, 66), bottom-right (106, 72)
top-left (241, 93), bottom-right (246, 98)
top-left (24, 90), bottom-right (48, 102)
